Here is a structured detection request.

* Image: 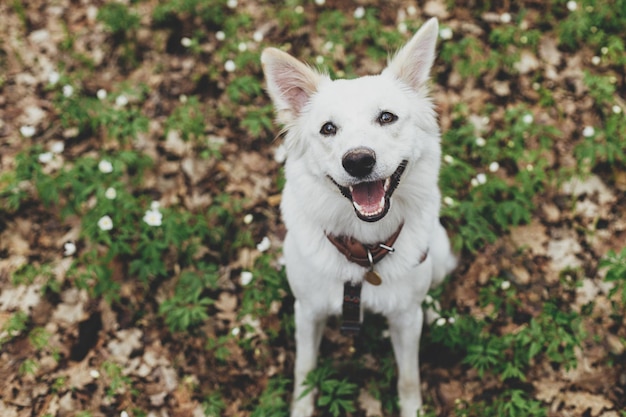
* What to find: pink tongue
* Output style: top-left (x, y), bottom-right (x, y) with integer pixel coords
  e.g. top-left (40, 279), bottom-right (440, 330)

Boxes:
top-left (351, 181), bottom-right (385, 212)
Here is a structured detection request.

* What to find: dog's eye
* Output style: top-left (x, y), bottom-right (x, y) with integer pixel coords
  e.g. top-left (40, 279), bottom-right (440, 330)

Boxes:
top-left (320, 121), bottom-right (338, 136)
top-left (378, 111), bottom-right (398, 125)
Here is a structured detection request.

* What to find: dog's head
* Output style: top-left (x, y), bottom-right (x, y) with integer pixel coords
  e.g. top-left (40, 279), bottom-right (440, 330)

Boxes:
top-left (262, 18), bottom-right (440, 223)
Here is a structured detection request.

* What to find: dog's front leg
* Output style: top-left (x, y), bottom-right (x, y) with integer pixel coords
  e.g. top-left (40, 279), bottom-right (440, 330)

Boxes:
top-left (389, 306), bottom-right (425, 417)
top-left (291, 299), bottom-right (326, 417)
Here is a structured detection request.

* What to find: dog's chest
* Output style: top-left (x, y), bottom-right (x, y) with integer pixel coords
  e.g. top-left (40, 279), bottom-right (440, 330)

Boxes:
top-left (315, 260), bottom-right (431, 318)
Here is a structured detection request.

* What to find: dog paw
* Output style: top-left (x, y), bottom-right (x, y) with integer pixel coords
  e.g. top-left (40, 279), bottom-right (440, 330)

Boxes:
top-left (290, 401), bottom-right (314, 417)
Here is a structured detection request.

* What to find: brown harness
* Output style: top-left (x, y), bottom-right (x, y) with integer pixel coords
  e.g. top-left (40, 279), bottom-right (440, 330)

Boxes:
top-left (326, 224), bottom-right (428, 335)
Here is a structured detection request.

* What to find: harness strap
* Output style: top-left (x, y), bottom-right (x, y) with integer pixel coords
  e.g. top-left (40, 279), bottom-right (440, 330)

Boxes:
top-left (341, 282), bottom-right (362, 335)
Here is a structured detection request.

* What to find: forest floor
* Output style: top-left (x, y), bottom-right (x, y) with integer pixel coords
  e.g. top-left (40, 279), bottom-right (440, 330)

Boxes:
top-left (1, 1), bottom-right (625, 416)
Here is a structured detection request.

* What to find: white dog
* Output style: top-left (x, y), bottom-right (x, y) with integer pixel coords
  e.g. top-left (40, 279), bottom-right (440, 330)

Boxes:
top-left (261, 18), bottom-right (457, 417)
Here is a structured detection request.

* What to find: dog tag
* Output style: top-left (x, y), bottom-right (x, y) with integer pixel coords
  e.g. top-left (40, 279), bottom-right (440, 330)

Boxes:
top-left (364, 248), bottom-right (382, 286)
top-left (364, 269), bottom-right (382, 286)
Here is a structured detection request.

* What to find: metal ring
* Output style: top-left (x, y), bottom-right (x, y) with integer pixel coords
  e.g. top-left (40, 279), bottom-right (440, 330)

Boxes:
top-left (367, 249), bottom-right (374, 266)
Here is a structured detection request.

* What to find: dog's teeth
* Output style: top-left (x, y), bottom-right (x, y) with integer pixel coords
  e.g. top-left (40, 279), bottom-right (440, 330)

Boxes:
top-left (353, 200), bottom-right (363, 212)
top-left (384, 178), bottom-right (391, 192)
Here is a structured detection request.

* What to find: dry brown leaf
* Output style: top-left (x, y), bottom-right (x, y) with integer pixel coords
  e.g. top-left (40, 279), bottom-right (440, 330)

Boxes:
top-left (509, 219), bottom-right (548, 256)
top-left (559, 391), bottom-right (613, 416)
top-left (358, 388), bottom-right (383, 417)
top-left (215, 292), bottom-right (238, 322)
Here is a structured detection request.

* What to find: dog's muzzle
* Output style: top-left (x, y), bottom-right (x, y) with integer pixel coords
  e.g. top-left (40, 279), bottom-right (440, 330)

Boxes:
top-left (330, 157), bottom-right (408, 222)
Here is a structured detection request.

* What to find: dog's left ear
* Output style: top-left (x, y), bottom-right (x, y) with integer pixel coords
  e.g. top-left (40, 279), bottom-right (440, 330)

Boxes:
top-left (383, 18), bottom-right (439, 90)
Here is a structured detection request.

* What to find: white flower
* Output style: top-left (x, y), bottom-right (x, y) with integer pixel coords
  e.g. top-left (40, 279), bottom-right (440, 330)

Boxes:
top-left (397, 22), bottom-right (408, 34)
top-left (97, 88), bottom-right (107, 100)
top-left (448, 317), bottom-right (456, 324)
top-left (443, 196), bottom-right (455, 206)
top-left (256, 236), bottom-right (271, 252)
top-left (500, 12), bottom-right (512, 23)
top-left (294, 5), bottom-right (304, 14)
top-left (231, 326), bottom-right (240, 336)
top-left (104, 187), bottom-right (117, 200)
top-left (215, 31), bottom-right (225, 41)
top-left (238, 42), bottom-right (247, 52)
top-left (439, 27), bottom-right (453, 40)
top-left (115, 94), bottom-right (128, 107)
top-left (314, 0), bottom-right (325, 5)
top-left (475, 137), bottom-right (486, 147)
top-left (150, 201), bottom-right (160, 211)
top-left (489, 162), bottom-right (500, 172)
top-left (582, 126), bottom-right (595, 137)
top-left (407, 5), bottom-right (417, 16)
top-left (591, 56), bottom-right (601, 65)
top-left (253, 31), bottom-right (264, 43)
top-left (224, 60), bottom-right (236, 72)
top-left (435, 317), bottom-right (447, 326)
top-left (51, 141), bottom-right (65, 154)
top-left (522, 113), bottom-right (534, 124)
top-left (38, 152), bottom-right (53, 163)
top-left (601, 46), bottom-right (608, 55)
top-left (425, 295), bottom-right (433, 304)
top-left (526, 164), bottom-right (534, 171)
top-left (520, 35), bottom-right (528, 44)
top-left (98, 215), bottom-right (113, 231)
top-left (566, 1), bottom-right (578, 11)
top-left (20, 125), bottom-right (36, 137)
top-left (48, 71), bottom-right (60, 85)
top-left (471, 178), bottom-right (479, 187)
top-left (98, 159), bottom-right (113, 173)
top-left (143, 209), bottom-right (163, 227)
top-left (181, 37), bottom-right (192, 47)
top-left (500, 280), bottom-right (511, 290)
top-left (354, 6), bottom-right (365, 19)
top-left (62, 84), bottom-right (74, 98)
top-left (443, 154), bottom-right (454, 164)
top-left (226, 0), bottom-right (237, 8)
top-left (315, 55), bottom-right (324, 65)
top-left (89, 369), bottom-right (100, 379)
top-left (612, 105), bottom-right (622, 114)
top-left (63, 241), bottom-right (77, 256)
top-left (120, 411), bottom-right (129, 417)
top-left (243, 214), bottom-right (253, 224)
top-left (476, 173), bottom-right (487, 184)
top-left (240, 271), bottom-right (254, 286)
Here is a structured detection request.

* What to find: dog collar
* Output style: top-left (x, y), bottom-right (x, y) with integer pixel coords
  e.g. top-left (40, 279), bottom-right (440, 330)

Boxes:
top-left (326, 224), bottom-right (404, 268)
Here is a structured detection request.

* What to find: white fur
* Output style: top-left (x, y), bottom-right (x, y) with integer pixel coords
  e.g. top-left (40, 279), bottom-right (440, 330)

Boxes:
top-left (261, 18), bottom-right (457, 417)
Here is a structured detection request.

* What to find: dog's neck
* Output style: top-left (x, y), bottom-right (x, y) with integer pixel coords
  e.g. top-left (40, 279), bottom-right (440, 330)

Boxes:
top-left (326, 223), bottom-right (404, 268)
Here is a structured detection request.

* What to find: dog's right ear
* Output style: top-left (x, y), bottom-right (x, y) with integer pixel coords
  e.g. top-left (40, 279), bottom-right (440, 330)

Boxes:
top-left (383, 17), bottom-right (439, 92)
top-left (261, 48), bottom-right (322, 125)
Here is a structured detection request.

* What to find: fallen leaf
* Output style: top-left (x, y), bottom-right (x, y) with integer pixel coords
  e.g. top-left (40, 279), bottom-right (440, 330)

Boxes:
top-left (358, 388), bottom-right (382, 417)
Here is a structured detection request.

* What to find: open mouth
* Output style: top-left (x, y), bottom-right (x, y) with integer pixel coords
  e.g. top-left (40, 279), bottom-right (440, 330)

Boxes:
top-left (331, 160), bottom-right (407, 222)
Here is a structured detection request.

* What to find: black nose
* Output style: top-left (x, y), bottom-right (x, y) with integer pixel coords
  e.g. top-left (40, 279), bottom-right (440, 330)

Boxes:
top-left (342, 147), bottom-right (376, 178)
